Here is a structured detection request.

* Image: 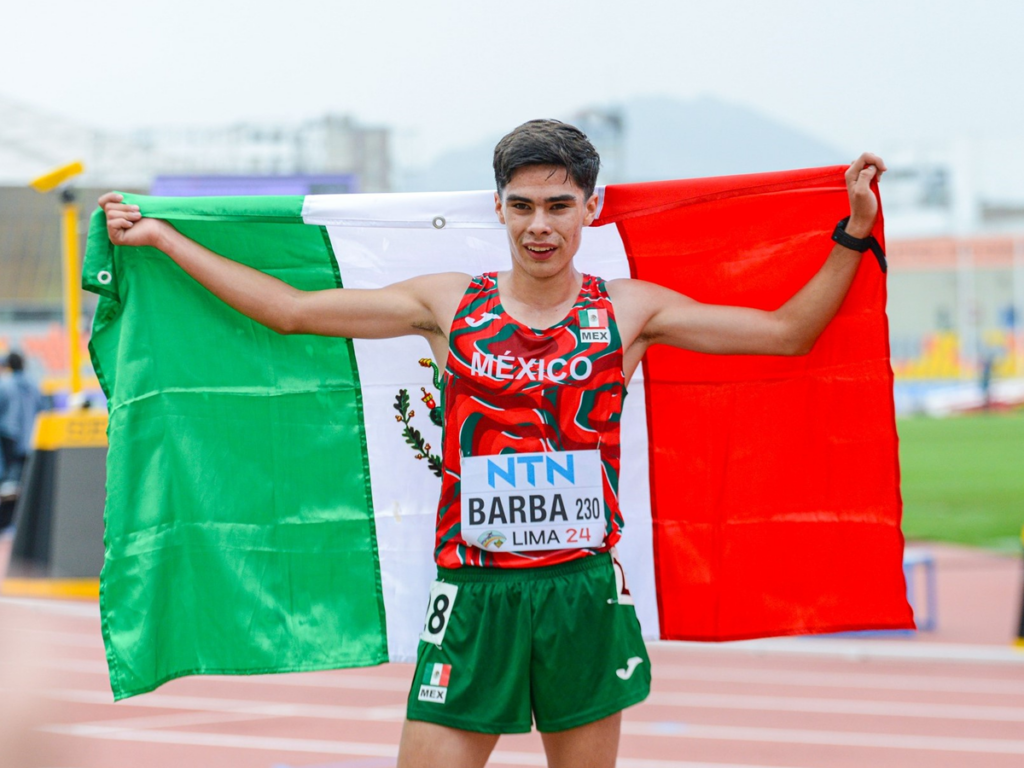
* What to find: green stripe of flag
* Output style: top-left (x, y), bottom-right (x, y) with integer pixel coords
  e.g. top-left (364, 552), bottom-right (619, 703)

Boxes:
top-left (86, 195), bottom-right (387, 700)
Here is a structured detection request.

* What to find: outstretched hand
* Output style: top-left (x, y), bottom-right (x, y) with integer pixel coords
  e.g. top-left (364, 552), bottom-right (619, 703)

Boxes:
top-left (844, 152), bottom-right (886, 238)
top-left (98, 192), bottom-right (172, 249)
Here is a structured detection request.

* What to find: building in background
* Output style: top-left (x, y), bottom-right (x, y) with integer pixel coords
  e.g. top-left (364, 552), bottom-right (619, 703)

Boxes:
top-left (137, 114), bottom-right (390, 193)
top-left (0, 95), bottom-right (392, 193)
top-left (0, 96), bottom-right (390, 385)
top-left (2, 92), bottom-right (1023, 391)
top-left (150, 174), bottom-right (358, 197)
top-left (881, 139), bottom-right (1024, 385)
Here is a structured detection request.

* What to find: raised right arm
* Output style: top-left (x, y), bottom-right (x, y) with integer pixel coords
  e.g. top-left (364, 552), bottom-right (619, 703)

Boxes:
top-left (99, 193), bottom-right (469, 340)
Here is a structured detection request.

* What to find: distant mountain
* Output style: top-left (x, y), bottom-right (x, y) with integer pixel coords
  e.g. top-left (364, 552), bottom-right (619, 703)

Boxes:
top-left (397, 139), bottom-right (499, 192)
top-left (397, 95), bottom-right (846, 192)
top-left (618, 95), bottom-right (846, 180)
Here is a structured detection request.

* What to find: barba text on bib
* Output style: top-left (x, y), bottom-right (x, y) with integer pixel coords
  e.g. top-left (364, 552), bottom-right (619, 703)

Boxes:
top-left (460, 450), bottom-right (605, 552)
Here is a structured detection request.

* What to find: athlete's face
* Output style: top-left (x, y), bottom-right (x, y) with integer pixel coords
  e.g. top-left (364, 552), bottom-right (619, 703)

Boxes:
top-left (495, 165), bottom-right (599, 278)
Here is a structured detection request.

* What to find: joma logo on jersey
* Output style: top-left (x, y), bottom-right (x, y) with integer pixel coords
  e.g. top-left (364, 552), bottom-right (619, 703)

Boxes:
top-left (485, 454), bottom-right (575, 488)
top-left (470, 352), bottom-right (593, 383)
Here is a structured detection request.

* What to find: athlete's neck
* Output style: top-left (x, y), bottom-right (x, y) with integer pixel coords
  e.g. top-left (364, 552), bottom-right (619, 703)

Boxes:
top-left (498, 266), bottom-right (583, 329)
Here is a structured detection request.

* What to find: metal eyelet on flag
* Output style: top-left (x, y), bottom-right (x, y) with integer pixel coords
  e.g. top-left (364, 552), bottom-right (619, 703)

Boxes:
top-left (97, 270), bottom-right (113, 285)
top-left (432, 216), bottom-right (446, 229)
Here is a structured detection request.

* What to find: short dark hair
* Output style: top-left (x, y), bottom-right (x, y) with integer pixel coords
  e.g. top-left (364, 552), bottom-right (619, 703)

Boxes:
top-left (5, 352), bottom-right (24, 372)
top-left (493, 120), bottom-right (601, 200)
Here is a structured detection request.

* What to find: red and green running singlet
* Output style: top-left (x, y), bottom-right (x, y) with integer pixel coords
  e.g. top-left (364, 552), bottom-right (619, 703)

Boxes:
top-left (436, 272), bottom-right (626, 568)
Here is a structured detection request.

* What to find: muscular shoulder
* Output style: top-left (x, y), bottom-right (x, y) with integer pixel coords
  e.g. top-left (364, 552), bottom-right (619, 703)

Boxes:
top-left (606, 277), bottom-right (696, 348)
top-left (605, 277), bottom-right (675, 320)
top-left (403, 271), bottom-right (473, 293)
top-left (408, 271), bottom-right (472, 305)
top-left (605, 277), bottom-right (658, 301)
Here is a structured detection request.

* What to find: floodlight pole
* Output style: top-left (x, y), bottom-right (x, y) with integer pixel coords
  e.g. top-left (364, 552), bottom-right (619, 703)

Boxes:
top-left (30, 161), bottom-right (85, 400)
top-left (60, 188), bottom-right (83, 396)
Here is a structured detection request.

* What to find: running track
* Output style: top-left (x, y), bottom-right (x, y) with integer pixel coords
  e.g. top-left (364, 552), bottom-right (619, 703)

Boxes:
top-left (2, 541), bottom-right (1023, 767)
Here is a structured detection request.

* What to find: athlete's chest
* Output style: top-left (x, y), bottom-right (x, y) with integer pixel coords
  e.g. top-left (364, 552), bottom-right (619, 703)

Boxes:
top-left (450, 308), bottom-right (618, 390)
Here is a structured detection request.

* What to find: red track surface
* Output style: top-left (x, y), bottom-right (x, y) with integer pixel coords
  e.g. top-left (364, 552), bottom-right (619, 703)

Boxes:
top-left (3, 534), bottom-right (1023, 768)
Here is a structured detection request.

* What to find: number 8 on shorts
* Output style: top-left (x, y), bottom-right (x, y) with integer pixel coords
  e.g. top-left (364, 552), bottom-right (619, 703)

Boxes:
top-left (420, 581), bottom-right (459, 646)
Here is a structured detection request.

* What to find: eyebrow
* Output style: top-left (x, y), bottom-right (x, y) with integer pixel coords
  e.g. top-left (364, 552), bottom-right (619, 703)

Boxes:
top-left (506, 194), bottom-right (578, 204)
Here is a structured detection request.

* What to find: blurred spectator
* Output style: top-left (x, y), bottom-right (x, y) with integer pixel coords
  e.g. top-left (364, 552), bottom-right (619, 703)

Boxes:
top-left (0, 352), bottom-right (45, 501)
top-left (980, 353), bottom-right (995, 410)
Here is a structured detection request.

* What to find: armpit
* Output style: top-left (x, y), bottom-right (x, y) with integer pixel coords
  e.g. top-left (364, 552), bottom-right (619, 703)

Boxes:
top-left (412, 319), bottom-right (443, 336)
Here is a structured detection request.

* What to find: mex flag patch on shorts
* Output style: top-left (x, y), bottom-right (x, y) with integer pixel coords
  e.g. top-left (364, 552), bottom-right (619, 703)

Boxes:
top-left (418, 663), bottom-right (452, 703)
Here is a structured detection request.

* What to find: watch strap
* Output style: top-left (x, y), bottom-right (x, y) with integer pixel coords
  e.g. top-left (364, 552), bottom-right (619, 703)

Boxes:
top-left (832, 217), bottom-right (887, 273)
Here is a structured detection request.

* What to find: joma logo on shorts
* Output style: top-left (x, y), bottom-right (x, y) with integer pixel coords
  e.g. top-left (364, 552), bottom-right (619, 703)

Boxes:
top-left (470, 352), bottom-right (593, 383)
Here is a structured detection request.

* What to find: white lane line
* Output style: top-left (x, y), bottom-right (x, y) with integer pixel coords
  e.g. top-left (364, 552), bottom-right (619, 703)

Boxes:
top-left (216, 673), bottom-right (412, 693)
top-left (654, 638), bottom-right (1024, 665)
top-left (38, 658), bottom-right (412, 691)
top-left (39, 659), bottom-right (108, 674)
top-left (48, 684), bottom-right (1024, 726)
top-left (18, 629), bottom-right (104, 648)
top-left (646, 690), bottom-right (1024, 721)
top-left (39, 656), bottom-right (1024, 712)
top-left (653, 663), bottom-right (1024, 696)
top-left (42, 656), bottom-right (1024, 700)
top-left (623, 721), bottom-right (1024, 755)
top-left (0, 597), bottom-right (100, 617)
top-left (36, 724), bottom-right (810, 768)
top-left (69, 710), bottom-right (278, 731)
top-left (45, 688), bottom-right (406, 721)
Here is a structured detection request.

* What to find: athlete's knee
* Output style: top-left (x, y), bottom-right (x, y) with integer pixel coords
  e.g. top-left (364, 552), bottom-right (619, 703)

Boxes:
top-left (397, 718), bottom-right (499, 768)
top-left (540, 711), bottom-right (622, 768)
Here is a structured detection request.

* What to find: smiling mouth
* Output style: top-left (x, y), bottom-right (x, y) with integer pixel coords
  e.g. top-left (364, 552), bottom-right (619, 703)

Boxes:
top-left (525, 244), bottom-right (557, 256)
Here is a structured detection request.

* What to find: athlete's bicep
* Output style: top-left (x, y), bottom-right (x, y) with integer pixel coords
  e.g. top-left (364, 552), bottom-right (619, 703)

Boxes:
top-left (645, 290), bottom-right (790, 355)
top-left (290, 273), bottom-right (470, 339)
top-left (613, 279), bottom-right (789, 356)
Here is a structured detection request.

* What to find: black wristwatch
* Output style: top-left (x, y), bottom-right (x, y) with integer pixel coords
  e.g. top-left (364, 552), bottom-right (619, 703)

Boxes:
top-left (831, 217), bottom-right (887, 273)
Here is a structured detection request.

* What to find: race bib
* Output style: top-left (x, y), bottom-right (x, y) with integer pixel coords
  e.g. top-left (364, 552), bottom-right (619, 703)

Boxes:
top-left (461, 450), bottom-right (605, 552)
top-left (420, 581), bottom-right (458, 646)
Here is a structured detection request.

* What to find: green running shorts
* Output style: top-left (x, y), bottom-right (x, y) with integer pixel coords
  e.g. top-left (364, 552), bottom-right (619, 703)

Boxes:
top-left (406, 551), bottom-right (650, 734)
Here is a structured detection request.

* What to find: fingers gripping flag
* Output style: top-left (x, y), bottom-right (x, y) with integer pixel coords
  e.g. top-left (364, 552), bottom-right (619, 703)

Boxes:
top-left (84, 167), bottom-right (913, 700)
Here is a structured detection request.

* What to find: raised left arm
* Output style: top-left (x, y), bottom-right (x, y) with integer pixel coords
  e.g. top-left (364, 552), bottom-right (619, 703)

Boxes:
top-left (614, 153), bottom-right (886, 368)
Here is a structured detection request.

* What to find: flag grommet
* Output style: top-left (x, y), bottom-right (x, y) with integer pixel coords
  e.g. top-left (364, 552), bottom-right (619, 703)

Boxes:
top-left (432, 216), bottom-right (446, 229)
top-left (97, 270), bottom-right (112, 285)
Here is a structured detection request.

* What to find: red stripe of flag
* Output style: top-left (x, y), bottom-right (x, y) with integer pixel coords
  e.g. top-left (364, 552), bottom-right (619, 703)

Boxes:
top-left (596, 166), bottom-right (913, 640)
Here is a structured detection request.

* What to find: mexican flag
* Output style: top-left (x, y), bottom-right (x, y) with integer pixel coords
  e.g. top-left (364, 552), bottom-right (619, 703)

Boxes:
top-left (84, 166), bottom-right (912, 701)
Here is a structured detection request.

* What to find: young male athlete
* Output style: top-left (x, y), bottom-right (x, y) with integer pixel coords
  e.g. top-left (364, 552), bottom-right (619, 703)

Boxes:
top-left (100, 120), bottom-right (885, 768)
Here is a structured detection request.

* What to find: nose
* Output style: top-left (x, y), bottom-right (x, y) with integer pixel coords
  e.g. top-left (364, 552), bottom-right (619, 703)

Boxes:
top-left (527, 209), bottom-right (552, 235)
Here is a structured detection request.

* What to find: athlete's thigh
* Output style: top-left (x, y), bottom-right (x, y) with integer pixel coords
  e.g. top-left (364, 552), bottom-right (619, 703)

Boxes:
top-left (539, 711), bottom-right (622, 768)
top-left (398, 719), bottom-right (499, 768)
top-left (407, 574), bottom-right (534, 733)
top-left (530, 556), bottom-right (650, 732)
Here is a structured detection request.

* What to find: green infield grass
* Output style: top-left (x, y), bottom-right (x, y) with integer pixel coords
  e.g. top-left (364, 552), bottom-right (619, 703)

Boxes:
top-left (898, 410), bottom-right (1024, 551)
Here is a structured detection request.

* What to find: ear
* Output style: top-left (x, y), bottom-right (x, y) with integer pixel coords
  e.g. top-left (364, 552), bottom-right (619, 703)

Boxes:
top-left (494, 191), bottom-right (506, 225)
top-left (583, 191), bottom-right (599, 227)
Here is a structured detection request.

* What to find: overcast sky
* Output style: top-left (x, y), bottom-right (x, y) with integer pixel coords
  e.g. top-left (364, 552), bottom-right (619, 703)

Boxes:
top-left (2, 0), bottom-right (1021, 166)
